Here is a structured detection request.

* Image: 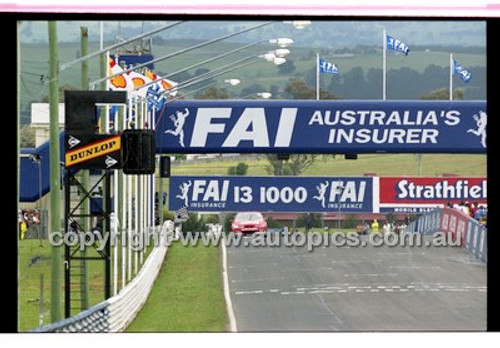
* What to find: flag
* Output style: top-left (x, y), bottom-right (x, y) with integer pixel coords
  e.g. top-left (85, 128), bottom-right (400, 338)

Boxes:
top-left (127, 70), bottom-right (154, 98)
top-left (453, 60), bottom-right (472, 82)
top-left (107, 58), bottom-right (133, 92)
top-left (145, 83), bottom-right (167, 112)
top-left (144, 69), bottom-right (179, 97)
top-left (318, 58), bottom-right (339, 74)
top-left (386, 35), bottom-right (410, 55)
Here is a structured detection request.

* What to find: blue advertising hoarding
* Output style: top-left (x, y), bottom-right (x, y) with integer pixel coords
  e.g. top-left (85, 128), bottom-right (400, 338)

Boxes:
top-left (169, 176), bottom-right (374, 213)
top-left (156, 100), bottom-right (486, 154)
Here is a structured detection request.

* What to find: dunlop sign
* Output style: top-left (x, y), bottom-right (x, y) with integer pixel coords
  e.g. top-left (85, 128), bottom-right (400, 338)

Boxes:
top-left (65, 134), bottom-right (122, 169)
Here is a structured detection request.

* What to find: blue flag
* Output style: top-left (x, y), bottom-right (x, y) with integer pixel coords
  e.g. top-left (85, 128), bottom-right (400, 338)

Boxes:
top-left (319, 58), bottom-right (339, 74)
top-left (386, 35), bottom-right (410, 55)
top-left (453, 60), bottom-right (472, 82)
top-left (146, 83), bottom-right (167, 112)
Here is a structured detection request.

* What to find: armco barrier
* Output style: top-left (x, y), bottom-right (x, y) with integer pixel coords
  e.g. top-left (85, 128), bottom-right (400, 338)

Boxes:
top-left (31, 220), bottom-right (174, 333)
top-left (408, 208), bottom-right (487, 263)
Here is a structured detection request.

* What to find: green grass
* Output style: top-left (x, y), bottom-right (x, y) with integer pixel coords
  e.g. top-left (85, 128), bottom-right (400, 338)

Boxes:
top-left (18, 237), bottom-right (154, 332)
top-left (18, 239), bottom-right (111, 331)
top-left (170, 153), bottom-right (486, 177)
top-left (125, 242), bottom-right (227, 332)
top-left (18, 240), bottom-right (55, 332)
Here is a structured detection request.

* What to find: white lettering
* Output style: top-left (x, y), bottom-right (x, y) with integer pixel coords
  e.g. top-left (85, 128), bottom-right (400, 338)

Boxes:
top-left (222, 108), bottom-right (269, 147)
top-left (190, 108), bottom-right (231, 147)
top-left (274, 108), bottom-right (297, 147)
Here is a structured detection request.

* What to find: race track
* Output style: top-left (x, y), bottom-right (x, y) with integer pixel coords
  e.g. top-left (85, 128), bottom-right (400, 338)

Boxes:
top-left (227, 234), bottom-right (487, 332)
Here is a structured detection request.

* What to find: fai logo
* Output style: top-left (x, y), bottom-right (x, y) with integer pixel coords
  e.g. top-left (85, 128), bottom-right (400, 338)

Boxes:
top-left (176, 180), bottom-right (192, 207)
top-left (165, 108), bottom-right (189, 147)
top-left (467, 111), bottom-right (487, 148)
top-left (313, 181), bottom-right (329, 208)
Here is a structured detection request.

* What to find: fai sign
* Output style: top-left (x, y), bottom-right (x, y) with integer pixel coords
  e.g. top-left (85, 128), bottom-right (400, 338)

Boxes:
top-left (169, 176), bottom-right (374, 213)
top-left (156, 100), bottom-right (486, 154)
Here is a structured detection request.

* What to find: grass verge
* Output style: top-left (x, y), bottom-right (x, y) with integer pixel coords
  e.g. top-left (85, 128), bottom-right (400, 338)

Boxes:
top-left (125, 241), bottom-right (227, 332)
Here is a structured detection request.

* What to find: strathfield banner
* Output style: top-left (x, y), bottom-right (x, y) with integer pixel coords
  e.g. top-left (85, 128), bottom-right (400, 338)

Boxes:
top-left (379, 177), bottom-right (487, 213)
top-left (169, 176), bottom-right (375, 213)
top-left (156, 100), bottom-right (486, 154)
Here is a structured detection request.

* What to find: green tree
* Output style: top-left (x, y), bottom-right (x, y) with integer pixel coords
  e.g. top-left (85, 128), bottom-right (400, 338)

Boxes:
top-left (284, 79), bottom-right (316, 99)
top-left (20, 125), bottom-right (36, 148)
top-left (277, 59), bottom-right (296, 75)
top-left (420, 87), bottom-right (464, 100)
top-left (197, 86), bottom-right (229, 99)
top-left (285, 79), bottom-right (338, 100)
top-left (227, 162), bottom-right (248, 175)
top-left (265, 154), bottom-right (319, 176)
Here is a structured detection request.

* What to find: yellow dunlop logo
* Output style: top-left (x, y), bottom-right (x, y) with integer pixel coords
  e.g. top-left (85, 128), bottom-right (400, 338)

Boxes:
top-left (65, 135), bottom-right (121, 167)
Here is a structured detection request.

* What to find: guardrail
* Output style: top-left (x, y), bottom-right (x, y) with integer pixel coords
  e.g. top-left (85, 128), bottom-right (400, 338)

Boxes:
top-left (31, 220), bottom-right (175, 333)
top-left (407, 208), bottom-right (487, 263)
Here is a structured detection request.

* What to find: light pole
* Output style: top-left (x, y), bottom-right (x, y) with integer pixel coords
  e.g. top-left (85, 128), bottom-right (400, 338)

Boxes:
top-left (242, 92), bottom-right (272, 99)
top-left (30, 154), bottom-right (43, 244)
top-left (162, 53), bottom-right (287, 96)
top-left (89, 21), bottom-right (276, 89)
top-left (131, 38), bottom-right (293, 93)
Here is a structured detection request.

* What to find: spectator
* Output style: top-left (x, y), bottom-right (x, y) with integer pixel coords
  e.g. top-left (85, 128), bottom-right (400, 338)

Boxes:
top-left (18, 209), bottom-right (23, 237)
top-left (69, 218), bottom-right (78, 234)
top-left (479, 214), bottom-right (487, 228)
top-left (93, 215), bottom-right (104, 238)
top-left (474, 205), bottom-right (485, 221)
top-left (382, 220), bottom-right (391, 235)
top-left (32, 210), bottom-right (40, 239)
top-left (363, 221), bottom-right (370, 234)
top-left (393, 222), bottom-right (400, 234)
top-left (371, 219), bottom-right (379, 233)
top-left (399, 221), bottom-right (408, 233)
top-left (470, 202), bottom-right (479, 219)
top-left (305, 213), bottom-right (312, 233)
top-left (461, 201), bottom-right (470, 216)
top-left (465, 201), bottom-right (472, 217)
top-left (356, 221), bottom-right (364, 234)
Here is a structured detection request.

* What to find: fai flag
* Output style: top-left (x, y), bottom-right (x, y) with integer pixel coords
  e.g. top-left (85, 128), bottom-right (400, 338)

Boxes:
top-left (319, 58), bottom-right (339, 74)
top-left (453, 60), bottom-right (472, 82)
top-left (386, 35), bottom-right (410, 55)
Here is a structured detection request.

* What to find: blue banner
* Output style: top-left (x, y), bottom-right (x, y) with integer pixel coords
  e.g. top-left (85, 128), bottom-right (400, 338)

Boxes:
top-left (156, 100), bottom-right (486, 154)
top-left (386, 35), bottom-right (410, 55)
top-left (169, 176), bottom-right (374, 213)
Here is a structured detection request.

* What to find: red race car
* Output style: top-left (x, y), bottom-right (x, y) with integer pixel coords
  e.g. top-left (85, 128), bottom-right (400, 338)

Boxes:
top-left (231, 212), bottom-right (268, 234)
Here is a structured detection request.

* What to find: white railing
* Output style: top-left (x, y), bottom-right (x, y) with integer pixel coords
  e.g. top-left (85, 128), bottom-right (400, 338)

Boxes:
top-left (31, 220), bottom-right (175, 333)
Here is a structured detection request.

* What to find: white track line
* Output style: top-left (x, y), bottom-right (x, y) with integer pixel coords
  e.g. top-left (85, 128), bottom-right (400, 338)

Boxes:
top-left (221, 231), bottom-right (238, 332)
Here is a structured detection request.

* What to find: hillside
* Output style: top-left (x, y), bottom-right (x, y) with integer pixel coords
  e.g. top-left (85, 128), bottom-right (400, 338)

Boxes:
top-left (19, 39), bottom-right (486, 124)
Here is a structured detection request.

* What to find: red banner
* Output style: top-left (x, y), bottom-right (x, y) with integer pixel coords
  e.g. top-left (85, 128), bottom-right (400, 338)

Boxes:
top-left (440, 207), bottom-right (469, 246)
top-left (379, 177), bottom-right (487, 205)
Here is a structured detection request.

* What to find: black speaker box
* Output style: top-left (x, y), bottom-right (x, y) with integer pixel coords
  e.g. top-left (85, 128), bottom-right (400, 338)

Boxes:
top-left (159, 156), bottom-right (171, 178)
top-left (122, 129), bottom-right (156, 174)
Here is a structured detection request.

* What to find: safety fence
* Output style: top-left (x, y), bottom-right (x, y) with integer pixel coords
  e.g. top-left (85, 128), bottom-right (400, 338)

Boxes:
top-left (31, 220), bottom-right (174, 333)
top-left (408, 208), bottom-right (487, 263)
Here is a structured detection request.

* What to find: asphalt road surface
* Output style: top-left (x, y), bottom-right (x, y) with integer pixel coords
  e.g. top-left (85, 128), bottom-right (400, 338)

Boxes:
top-left (227, 233), bottom-right (487, 332)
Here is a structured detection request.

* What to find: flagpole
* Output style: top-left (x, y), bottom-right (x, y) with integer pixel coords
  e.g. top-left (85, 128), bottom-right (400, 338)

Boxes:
top-left (449, 53), bottom-right (453, 101)
top-left (383, 29), bottom-right (387, 100)
top-left (316, 52), bottom-right (320, 100)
